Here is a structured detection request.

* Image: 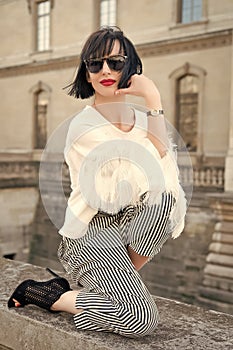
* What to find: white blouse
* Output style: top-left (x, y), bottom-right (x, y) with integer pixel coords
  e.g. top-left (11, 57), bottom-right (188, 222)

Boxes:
top-left (59, 105), bottom-right (186, 239)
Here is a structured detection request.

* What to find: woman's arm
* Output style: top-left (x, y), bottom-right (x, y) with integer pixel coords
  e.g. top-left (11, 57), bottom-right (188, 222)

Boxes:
top-left (115, 74), bottom-right (168, 157)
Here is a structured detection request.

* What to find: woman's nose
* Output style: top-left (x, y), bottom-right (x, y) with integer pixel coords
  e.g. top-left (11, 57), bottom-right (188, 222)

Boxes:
top-left (102, 59), bottom-right (111, 73)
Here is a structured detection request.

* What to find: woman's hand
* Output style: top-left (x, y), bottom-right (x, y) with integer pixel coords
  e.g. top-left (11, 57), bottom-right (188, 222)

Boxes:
top-left (115, 74), bottom-right (162, 110)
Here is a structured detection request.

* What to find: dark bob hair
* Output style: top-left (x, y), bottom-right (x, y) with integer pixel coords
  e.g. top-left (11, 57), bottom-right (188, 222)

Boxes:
top-left (67, 26), bottom-right (143, 99)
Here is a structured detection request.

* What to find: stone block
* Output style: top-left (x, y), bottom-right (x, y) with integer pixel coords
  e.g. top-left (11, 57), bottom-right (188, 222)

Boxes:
top-left (207, 253), bottom-right (233, 267)
top-left (199, 286), bottom-right (233, 304)
top-left (209, 242), bottom-right (233, 255)
top-left (203, 275), bottom-right (233, 291)
top-left (212, 232), bottom-right (233, 243)
top-left (204, 264), bottom-right (233, 279)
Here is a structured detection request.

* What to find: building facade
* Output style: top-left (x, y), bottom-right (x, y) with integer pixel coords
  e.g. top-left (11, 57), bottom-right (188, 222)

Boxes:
top-left (0, 0), bottom-right (233, 313)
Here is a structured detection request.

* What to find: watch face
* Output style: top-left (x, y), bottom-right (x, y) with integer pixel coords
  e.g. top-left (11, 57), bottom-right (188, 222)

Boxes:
top-left (147, 110), bottom-right (158, 116)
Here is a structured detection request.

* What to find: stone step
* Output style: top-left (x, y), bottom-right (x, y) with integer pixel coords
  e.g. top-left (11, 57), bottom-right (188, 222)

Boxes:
top-left (204, 264), bottom-right (233, 279)
top-left (199, 286), bottom-right (233, 304)
top-left (215, 221), bottom-right (233, 233)
top-left (206, 253), bottom-right (233, 267)
top-left (213, 232), bottom-right (233, 244)
top-left (203, 274), bottom-right (233, 291)
top-left (209, 242), bottom-right (233, 255)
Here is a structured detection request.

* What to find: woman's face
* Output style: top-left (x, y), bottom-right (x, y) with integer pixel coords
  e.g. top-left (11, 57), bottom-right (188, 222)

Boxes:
top-left (86, 40), bottom-right (125, 103)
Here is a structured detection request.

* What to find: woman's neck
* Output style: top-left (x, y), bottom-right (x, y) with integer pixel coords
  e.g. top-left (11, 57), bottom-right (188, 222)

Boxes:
top-left (93, 93), bottom-right (125, 106)
top-left (92, 101), bottom-right (135, 133)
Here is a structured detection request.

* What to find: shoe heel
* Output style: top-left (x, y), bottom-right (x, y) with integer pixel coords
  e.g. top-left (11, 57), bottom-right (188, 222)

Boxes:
top-left (46, 267), bottom-right (61, 278)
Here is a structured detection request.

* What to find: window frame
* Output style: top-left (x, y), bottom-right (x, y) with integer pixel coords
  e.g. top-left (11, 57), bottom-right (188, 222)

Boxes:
top-left (171, 0), bottom-right (208, 28)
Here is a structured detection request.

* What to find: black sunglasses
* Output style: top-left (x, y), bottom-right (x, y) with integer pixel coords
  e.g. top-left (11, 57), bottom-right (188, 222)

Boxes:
top-left (84, 54), bottom-right (127, 73)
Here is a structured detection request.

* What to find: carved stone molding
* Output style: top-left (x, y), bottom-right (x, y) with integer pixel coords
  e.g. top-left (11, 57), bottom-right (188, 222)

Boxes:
top-left (0, 56), bottom-right (80, 78)
top-left (0, 29), bottom-right (231, 78)
top-left (0, 161), bottom-right (38, 188)
top-left (137, 29), bottom-right (232, 58)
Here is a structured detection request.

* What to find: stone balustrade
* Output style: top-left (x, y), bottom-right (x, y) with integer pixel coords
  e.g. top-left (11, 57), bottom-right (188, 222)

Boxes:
top-left (0, 154), bottom-right (225, 191)
top-left (180, 165), bottom-right (224, 190)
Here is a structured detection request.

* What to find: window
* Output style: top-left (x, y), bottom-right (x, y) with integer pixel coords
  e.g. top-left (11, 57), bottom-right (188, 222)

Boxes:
top-left (169, 63), bottom-right (206, 154)
top-left (176, 75), bottom-right (199, 152)
top-left (34, 90), bottom-right (48, 149)
top-left (36, 0), bottom-right (51, 51)
top-left (179, 0), bottom-right (202, 23)
top-left (27, 0), bottom-right (53, 52)
top-left (30, 81), bottom-right (51, 149)
top-left (100, 0), bottom-right (116, 26)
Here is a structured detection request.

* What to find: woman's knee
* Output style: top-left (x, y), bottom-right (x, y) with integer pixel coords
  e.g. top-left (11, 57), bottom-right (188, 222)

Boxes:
top-left (126, 303), bottom-right (159, 337)
top-left (127, 246), bottom-right (150, 271)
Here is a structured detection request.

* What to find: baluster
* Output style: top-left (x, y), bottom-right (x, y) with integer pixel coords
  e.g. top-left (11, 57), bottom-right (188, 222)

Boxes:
top-left (206, 168), bottom-right (211, 187)
top-left (217, 169), bottom-right (223, 187)
top-left (212, 168), bottom-right (217, 186)
top-left (200, 169), bottom-right (205, 186)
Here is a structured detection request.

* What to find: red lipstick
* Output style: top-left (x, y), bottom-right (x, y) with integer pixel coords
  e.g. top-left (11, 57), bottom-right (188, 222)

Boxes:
top-left (100, 79), bottom-right (116, 86)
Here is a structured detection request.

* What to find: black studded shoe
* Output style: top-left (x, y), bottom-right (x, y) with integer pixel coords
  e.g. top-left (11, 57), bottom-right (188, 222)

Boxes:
top-left (8, 270), bottom-right (71, 312)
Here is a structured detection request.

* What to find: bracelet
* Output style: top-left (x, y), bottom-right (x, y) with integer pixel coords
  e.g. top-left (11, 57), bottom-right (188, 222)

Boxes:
top-left (147, 109), bottom-right (164, 117)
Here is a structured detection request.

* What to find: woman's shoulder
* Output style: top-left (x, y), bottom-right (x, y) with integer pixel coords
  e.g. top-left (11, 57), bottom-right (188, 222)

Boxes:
top-left (66, 105), bottom-right (101, 141)
top-left (69, 105), bottom-right (96, 126)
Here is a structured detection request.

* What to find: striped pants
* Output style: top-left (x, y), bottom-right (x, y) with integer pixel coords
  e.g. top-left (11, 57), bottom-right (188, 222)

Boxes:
top-left (58, 192), bottom-right (175, 338)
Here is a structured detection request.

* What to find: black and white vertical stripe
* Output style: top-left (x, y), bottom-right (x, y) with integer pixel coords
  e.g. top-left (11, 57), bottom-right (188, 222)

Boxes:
top-left (58, 191), bottom-right (175, 338)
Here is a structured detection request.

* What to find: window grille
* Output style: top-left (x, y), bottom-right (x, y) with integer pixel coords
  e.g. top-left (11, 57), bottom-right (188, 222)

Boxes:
top-left (179, 0), bottom-right (202, 23)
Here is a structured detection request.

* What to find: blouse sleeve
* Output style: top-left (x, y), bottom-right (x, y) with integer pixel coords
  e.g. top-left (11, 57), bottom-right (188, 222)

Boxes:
top-left (58, 113), bottom-right (100, 239)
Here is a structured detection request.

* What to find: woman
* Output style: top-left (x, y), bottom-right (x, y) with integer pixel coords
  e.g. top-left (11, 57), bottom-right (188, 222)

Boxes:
top-left (8, 26), bottom-right (187, 338)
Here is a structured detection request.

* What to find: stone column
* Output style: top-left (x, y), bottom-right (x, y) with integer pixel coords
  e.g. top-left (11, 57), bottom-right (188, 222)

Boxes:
top-left (225, 31), bottom-right (233, 191)
top-left (198, 194), bottom-right (233, 314)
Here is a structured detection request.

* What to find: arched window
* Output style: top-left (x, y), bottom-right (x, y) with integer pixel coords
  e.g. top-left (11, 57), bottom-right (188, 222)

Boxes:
top-left (30, 81), bottom-right (51, 149)
top-left (169, 63), bottom-right (206, 154)
top-left (176, 74), bottom-right (199, 151)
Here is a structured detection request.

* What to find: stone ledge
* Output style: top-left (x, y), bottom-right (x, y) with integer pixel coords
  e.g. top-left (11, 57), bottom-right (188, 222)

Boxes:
top-left (1, 258), bottom-right (233, 350)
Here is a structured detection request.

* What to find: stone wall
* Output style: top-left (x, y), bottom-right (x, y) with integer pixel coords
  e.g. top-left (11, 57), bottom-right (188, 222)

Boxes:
top-left (0, 158), bottom-right (39, 261)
